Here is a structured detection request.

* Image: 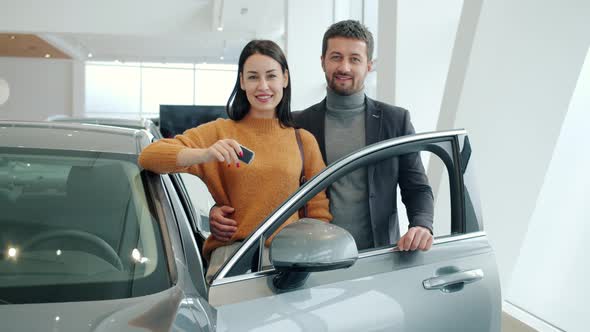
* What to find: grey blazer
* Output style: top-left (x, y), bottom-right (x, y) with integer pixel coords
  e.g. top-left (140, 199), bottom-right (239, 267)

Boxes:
top-left (293, 97), bottom-right (434, 247)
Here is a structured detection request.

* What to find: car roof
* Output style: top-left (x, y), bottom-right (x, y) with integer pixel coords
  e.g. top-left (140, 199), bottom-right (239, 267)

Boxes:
top-left (49, 116), bottom-right (162, 139)
top-left (50, 116), bottom-right (149, 129)
top-left (0, 121), bottom-right (152, 154)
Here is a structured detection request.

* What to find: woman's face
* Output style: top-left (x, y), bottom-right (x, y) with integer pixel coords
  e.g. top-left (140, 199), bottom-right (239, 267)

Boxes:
top-left (240, 53), bottom-right (288, 117)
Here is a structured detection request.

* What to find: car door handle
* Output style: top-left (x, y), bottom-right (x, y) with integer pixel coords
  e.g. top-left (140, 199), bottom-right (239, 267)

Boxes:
top-left (422, 269), bottom-right (484, 290)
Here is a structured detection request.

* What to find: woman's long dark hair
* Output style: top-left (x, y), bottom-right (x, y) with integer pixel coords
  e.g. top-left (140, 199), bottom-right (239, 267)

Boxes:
top-left (226, 40), bottom-right (294, 127)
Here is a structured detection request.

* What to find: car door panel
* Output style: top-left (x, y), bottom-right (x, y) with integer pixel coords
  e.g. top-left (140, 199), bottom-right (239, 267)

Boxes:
top-left (212, 234), bottom-right (499, 331)
top-left (206, 131), bottom-right (500, 331)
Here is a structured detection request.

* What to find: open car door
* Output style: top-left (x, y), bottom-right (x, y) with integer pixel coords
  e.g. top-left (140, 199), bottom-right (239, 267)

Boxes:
top-left (208, 130), bottom-right (501, 331)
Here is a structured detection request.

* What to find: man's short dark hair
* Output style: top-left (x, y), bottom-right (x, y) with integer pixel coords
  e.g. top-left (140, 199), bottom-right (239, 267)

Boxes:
top-left (322, 20), bottom-right (374, 60)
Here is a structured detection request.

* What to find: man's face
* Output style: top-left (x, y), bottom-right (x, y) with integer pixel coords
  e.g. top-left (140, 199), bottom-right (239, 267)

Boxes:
top-left (321, 37), bottom-right (373, 96)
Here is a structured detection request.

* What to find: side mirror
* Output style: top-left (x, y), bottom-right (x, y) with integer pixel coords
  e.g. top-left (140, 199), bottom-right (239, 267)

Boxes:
top-left (270, 218), bottom-right (358, 290)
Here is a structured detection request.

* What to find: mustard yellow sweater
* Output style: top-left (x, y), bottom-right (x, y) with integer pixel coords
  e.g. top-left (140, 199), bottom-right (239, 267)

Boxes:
top-left (138, 117), bottom-right (332, 260)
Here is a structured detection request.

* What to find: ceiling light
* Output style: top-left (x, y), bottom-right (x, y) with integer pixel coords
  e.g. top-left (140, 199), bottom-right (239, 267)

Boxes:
top-left (10, 35), bottom-right (16, 40)
top-left (44, 53), bottom-right (51, 58)
top-left (217, 26), bottom-right (223, 31)
top-left (87, 53), bottom-right (93, 58)
top-left (7, 247), bottom-right (17, 258)
top-left (219, 56), bottom-right (224, 60)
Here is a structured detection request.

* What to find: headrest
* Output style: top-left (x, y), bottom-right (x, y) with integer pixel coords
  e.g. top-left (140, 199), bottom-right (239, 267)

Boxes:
top-left (66, 164), bottom-right (131, 210)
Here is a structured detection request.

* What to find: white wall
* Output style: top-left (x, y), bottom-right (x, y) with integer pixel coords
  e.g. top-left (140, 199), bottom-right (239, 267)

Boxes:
top-left (506, 47), bottom-right (590, 332)
top-left (396, 0), bottom-right (463, 134)
top-left (286, 0), bottom-right (380, 110)
top-left (0, 57), bottom-right (74, 120)
top-left (450, 0), bottom-right (590, 298)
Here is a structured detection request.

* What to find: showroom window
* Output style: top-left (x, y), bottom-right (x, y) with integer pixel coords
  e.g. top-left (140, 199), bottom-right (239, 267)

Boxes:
top-left (85, 61), bottom-right (237, 118)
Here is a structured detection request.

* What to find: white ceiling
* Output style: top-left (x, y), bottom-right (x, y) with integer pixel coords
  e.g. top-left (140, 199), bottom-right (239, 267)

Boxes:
top-left (0, 0), bottom-right (286, 63)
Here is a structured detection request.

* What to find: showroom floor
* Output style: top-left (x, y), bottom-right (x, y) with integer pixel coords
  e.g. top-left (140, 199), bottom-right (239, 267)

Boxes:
top-left (502, 312), bottom-right (537, 332)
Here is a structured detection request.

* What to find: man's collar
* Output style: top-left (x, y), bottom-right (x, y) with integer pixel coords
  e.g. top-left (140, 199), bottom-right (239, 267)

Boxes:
top-left (326, 87), bottom-right (366, 109)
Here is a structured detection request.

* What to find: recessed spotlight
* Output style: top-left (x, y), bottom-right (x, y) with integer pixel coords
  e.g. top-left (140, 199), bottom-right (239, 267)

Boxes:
top-left (10, 35), bottom-right (16, 40)
top-left (217, 26), bottom-right (223, 31)
top-left (44, 53), bottom-right (51, 58)
top-left (87, 53), bottom-right (93, 58)
top-left (219, 56), bottom-right (224, 60)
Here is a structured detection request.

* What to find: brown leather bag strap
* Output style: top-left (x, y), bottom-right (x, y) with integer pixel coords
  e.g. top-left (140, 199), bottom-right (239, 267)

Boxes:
top-left (295, 129), bottom-right (306, 184)
top-left (295, 129), bottom-right (308, 217)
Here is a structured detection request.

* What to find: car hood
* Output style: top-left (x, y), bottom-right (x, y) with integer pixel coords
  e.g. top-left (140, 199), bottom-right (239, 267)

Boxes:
top-left (0, 286), bottom-right (202, 332)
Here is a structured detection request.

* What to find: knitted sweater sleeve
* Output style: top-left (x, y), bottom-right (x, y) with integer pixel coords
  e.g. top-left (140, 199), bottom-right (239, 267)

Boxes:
top-left (299, 129), bottom-right (333, 222)
top-left (138, 121), bottom-right (219, 176)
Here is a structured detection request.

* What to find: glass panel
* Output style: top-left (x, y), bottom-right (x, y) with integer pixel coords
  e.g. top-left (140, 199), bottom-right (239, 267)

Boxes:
top-left (179, 173), bottom-right (215, 238)
top-left (397, 151), bottom-right (452, 239)
top-left (195, 64), bottom-right (238, 71)
top-left (195, 68), bottom-right (237, 106)
top-left (85, 64), bottom-right (140, 116)
top-left (141, 67), bottom-right (194, 115)
top-left (0, 150), bottom-right (170, 303)
top-left (142, 62), bottom-right (194, 69)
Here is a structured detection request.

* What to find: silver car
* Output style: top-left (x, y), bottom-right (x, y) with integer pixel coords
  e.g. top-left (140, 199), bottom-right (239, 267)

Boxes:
top-left (47, 116), bottom-right (163, 139)
top-left (0, 121), bottom-right (501, 331)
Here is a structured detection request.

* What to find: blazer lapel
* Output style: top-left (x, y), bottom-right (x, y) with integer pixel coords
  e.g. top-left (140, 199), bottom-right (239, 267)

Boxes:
top-left (365, 97), bottom-right (381, 146)
top-left (365, 97), bottom-right (381, 199)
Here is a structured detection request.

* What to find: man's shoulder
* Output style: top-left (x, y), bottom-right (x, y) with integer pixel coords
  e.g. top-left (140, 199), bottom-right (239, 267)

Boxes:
top-left (366, 97), bottom-right (415, 135)
top-left (367, 97), bottom-right (409, 119)
top-left (294, 100), bottom-right (325, 115)
top-left (293, 99), bottom-right (326, 127)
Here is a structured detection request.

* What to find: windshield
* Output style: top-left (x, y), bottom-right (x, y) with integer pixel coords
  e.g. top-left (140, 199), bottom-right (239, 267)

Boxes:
top-left (0, 148), bottom-right (170, 304)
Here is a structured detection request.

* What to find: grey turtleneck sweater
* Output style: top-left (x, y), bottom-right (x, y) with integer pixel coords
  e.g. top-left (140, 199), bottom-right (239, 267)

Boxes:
top-left (325, 88), bottom-right (373, 250)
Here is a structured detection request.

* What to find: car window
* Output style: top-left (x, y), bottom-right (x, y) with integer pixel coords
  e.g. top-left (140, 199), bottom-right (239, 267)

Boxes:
top-left (219, 134), bottom-right (470, 278)
top-left (396, 151), bottom-right (452, 240)
top-left (178, 173), bottom-right (215, 238)
top-left (0, 148), bottom-right (170, 304)
top-left (284, 149), bottom-right (454, 257)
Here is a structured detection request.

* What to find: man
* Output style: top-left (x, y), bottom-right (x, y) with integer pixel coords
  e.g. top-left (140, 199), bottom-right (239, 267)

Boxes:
top-left (210, 20), bottom-right (434, 252)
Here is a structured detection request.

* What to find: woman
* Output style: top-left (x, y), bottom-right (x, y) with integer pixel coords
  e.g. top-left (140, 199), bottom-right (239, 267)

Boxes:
top-left (139, 40), bottom-right (332, 280)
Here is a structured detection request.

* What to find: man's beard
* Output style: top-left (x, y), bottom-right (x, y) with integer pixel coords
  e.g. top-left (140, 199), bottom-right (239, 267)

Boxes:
top-left (327, 74), bottom-right (356, 96)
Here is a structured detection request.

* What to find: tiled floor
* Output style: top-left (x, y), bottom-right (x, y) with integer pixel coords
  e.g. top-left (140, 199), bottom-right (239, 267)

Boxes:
top-left (502, 312), bottom-right (538, 332)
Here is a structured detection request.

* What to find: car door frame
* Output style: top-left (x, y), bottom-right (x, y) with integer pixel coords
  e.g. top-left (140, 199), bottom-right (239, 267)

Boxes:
top-left (206, 129), bottom-right (500, 330)
top-left (214, 130), bottom-right (468, 281)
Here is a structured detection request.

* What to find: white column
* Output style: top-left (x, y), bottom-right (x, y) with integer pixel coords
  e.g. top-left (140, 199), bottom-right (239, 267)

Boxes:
top-left (376, 0), bottom-right (397, 105)
top-left (285, 0), bottom-right (334, 111)
top-left (450, 0), bottom-right (590, 296)
top-left (505, 45), bottom-right (590, 332)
